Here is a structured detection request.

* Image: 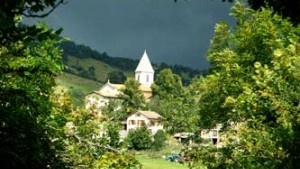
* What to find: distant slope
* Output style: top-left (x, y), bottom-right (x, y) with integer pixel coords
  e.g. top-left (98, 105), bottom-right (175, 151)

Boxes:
top-left (65, 55), bottom-right (133, 83)
top-left (60, 41), bottom-right (139, 72)
top-left (60, 41), bottom-right (206, 85)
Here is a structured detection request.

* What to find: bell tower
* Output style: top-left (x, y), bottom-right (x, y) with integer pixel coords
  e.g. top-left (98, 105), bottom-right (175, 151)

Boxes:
top-left (135, 50), bottom-right (154, 86)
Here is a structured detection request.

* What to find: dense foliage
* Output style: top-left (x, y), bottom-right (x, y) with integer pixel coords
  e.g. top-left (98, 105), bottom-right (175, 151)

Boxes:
top-left (152, 69), bottom-right (199, 134)
top-left (122, 78), bottom-right (146, 114)
top-left (125, 125), bottom-right (153, 150)
top-left (188, 2), bottom-right (300, 168)
top-left (107, 70), bottom-right (127, 84)
top-left (0, 1), bottom-right (142, 168)
top-left (0, 23), bottom-right (65, 169)
top-left (0, 1), bottom-right (67, 168)
top-left (152, 130), bottom-right (167, 151)
top-left (102, 99), bottom-right (126, 122)
top-left (58, 99), bottom-right (141, 169)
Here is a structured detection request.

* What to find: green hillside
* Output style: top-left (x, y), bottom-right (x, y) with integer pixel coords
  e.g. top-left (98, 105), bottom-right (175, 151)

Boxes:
top-left (56, 73), bottom-right (102, 106)
top-left (65, 55), bottom-right (133, 82)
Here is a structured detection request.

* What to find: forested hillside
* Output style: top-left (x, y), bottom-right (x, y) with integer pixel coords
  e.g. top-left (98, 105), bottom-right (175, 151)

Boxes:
top-left (60, 41), bottom-right (206, 85)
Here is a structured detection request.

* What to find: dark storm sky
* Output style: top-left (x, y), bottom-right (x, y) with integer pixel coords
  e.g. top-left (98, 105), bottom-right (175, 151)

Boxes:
top-left (25, 0), bottom-right (235, 70)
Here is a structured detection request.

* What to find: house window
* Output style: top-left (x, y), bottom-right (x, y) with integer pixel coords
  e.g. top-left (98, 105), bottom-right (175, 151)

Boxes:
top-left (137, 75), bottom-right (140, 81)
top-left (211, 130), bottom-right (218, 137)
top-left (149, 121), bottom-right (155, 126)
top-left (130, 120), bottom-right (136, 125)
top-left (146, 75), bottom-right (149, 82)
top-left (137, 120), bottom-right (145, 127)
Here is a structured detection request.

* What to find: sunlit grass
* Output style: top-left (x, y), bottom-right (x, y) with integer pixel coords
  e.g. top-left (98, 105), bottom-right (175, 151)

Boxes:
top-left (136, 156), bottom-right (189, 169)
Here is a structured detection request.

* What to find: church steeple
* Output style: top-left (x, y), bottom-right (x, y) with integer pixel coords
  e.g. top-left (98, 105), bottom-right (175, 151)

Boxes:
top-left (135, 50), bottom-right (154, 86)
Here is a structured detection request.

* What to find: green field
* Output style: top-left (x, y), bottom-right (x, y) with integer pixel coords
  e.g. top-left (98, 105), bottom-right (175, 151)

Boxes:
top-left (136, 156), bottom-right (189, 169)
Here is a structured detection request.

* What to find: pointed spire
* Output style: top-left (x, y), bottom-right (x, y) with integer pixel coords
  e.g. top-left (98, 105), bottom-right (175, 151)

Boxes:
top-left (135, 49), bottom-right (154, 73)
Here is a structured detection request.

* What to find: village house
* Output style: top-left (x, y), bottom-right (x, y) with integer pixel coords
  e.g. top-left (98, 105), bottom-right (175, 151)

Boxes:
top-left (126, 110), bottom-right (163, 135)
top-left (84, 81), bottom-right (123, 114)
top-left (200, 124), bottom-right (222, 146)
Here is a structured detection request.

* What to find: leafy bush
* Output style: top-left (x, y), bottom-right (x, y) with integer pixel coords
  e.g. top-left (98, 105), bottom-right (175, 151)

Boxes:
top-left (152, 130), bottom-right (166, 150)
top-left (125, 125), bottom-right (152, 150)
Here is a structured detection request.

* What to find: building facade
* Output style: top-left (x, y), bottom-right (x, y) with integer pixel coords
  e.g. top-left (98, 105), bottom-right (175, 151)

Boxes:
top-left (126, 111), bottom-right (163, 135)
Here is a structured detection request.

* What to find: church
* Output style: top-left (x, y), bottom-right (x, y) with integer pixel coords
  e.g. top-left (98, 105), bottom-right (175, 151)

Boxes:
top-left (85, 50), bottom-right (155, 113)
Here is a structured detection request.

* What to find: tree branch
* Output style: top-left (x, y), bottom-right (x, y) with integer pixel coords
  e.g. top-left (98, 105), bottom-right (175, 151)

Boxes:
top-left (22, 0), bottom-right (67, 18)
top-left (70, 134), bottom-right (121, 154)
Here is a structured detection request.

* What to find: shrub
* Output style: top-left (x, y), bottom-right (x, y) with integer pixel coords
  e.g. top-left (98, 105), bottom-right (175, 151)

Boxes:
top-left (152, 130), bottom-right (166, 150)
top-left (125, 125), bottom-right (152, 150)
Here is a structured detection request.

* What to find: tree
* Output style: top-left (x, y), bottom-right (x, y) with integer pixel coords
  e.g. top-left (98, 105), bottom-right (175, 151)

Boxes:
top-left (0, 5), bottom-right (66, 169)
top-left (63, 107), bottom-right (141, 168)
top-left (0, 1), bottom-right (141, 168)
top-left (88, 66), bottom-right (96, 78)
top-left (152, 130), bottom-right (167, 151)
top-left (152, 69), bottom-right (199, 134)
top-left (122, 77), bottom-right (146, 114)
top-left (105, 122), bottom-right (121, 148)
top-left (107, 70), bottom-right (127, 84)
top-left (125, 125), bottom-right (152, 150)
top-left (152, 68), bottom-right (185, 100)
top-left (245, 0), bottom-right (300, 24)
top-left (102, 99), bottom-right (127, 122)
top-left (0, 0), bottom-right (66, 45)
top-left (159, 95), bottom-right (199, 134)
top-left (189, 2), bottom-right (300, 168)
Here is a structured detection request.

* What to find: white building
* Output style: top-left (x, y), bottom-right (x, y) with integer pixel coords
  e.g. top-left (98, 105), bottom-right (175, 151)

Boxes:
top-left (85, 50), bottom-right (155, 113)
top-left (126, 110), bottom-right (163, 135)
top-left (135, 50), bottom-right (155, 87)
top-left (85, 81), bottom-right (123, 114)
top-left (200, 124), bottom-right (222, 145)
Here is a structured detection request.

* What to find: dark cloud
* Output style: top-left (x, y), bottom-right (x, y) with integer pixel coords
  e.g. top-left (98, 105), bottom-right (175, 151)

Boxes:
top-left (24, 0), bottom-right (234, 70)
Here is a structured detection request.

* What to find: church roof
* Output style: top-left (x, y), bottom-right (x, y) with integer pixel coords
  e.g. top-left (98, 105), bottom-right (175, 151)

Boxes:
top-left (135, 50), bottom-right (154, 73)
top-left (94, 90), bottom-right (120, 98)
top-left (92, 81), bottom-right (124, 98)
top-left (91, 81), bottom-right (152, 98)
top-left (110, 83), bottom-right (125, 90)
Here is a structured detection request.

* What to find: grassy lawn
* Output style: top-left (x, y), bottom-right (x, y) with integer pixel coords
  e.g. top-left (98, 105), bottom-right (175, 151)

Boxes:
top-left (136, 156), bottom-right (189, 169)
